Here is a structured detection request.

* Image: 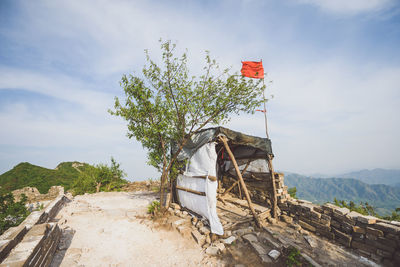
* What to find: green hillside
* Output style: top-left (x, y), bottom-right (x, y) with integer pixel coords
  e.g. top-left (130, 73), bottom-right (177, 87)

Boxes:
top-left (0, 162), bottom-right (89, 194)
top-left (285, 173), bottom-right (400, 216)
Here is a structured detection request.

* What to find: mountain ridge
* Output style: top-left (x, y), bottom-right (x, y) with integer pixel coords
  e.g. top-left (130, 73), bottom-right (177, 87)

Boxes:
top-left (337, 168), bottom-right (400, 186)
top-left (284, 172), bottom-right (400, 215)
top-left (0, 161), bottom-right (89, 194)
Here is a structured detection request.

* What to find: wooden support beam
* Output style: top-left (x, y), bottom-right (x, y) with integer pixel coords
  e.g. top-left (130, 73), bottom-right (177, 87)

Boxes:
top-left (219, 136), bottom-right (262, 227)
top-left (176, 185), bottom-right (206, 196)
top-left (267, 154), bottom-right (278, 219)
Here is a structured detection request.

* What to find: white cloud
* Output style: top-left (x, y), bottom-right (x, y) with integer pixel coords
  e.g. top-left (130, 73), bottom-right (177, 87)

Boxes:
top-left (295, 0), bottom-right (394, 15)
top-left (0, 96), bottom-right (159, 181)
top-left (224, 60), bottom-right (400, 174)
top-left (0, 68), bottom-right (113, 115)
top-left (0, 0), bottom-right (399, 180)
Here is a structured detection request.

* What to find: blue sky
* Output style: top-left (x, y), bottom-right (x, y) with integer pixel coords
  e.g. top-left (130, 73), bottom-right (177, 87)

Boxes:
top-left (0, 0), bottom-right (399, 180)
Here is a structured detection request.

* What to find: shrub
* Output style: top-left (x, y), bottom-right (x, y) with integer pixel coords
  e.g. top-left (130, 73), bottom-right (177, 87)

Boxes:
top-left (288, 187), bottom-right (297, 199)
top-left (72, 157), bottom-right (128, 195)
top-left (147, 200), bottom-right (160, 215)
top-left (333, 198), bottom-right (377, 216)
top-left (0, 193), bottom-right (30, 235)
top-left (286, 247), bottom-right (302, 267)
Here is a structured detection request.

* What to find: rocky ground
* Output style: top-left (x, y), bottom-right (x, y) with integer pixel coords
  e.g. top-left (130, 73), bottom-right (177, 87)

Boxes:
top-left (49, 190), bottom-right (381, 267)
top-left (50, 191), bottom-right (221, 267)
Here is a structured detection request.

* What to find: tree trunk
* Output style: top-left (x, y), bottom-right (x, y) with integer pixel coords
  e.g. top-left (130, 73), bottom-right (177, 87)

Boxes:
top-left (159, 169), bottom-right (168, 211)
top-left (96, 182), bottom-right (101, 193)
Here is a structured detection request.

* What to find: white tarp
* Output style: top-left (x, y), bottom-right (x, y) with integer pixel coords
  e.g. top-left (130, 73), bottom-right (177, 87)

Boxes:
top-left (177, 142), bottom-right (224, 235)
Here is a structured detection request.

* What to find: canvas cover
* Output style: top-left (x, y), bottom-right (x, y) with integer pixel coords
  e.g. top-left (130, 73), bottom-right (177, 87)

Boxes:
top-left (174, 126), bottom-right (273, 161)
top-left (177, 142), bottom-right (224, 235)
top-left (174, 127), bottom-right (273, 235)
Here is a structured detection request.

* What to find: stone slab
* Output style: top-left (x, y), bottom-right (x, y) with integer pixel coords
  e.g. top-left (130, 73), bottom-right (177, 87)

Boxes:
top-left (303, 235), bottom-right (317, 248)
top-left (299, 220), bottom-right (316, 232)
top-left (301, 253), bottom-right (323, 267)
top-left (373, 222), bottom-right (400, 235)
top-left (250, 241), bottom-right (267, 256)
top-left (205, 246), bottom-right (219, 255)
top-left (191, 230), bottom-right (205, 246)
top-left (352, 226), bottom-right (366, 234)
top-left (222, 236), bottom-right (236, 245)
top-left (309, 219), bottom-right (331, 232)
top-left (351, 240), bottom-right (376, 254)
top-left (334, 207), bottom-right (350, 216)
top-left (347, 211), bottom-right (362, 221)
top-left (242, 234), bottom-right (258, 243)
top-left (366, 227), bottom-right (384, 237)
top-left (357, 215), bottom-right (377, 225)
top-left (322, 203), bottom-right (338, 214)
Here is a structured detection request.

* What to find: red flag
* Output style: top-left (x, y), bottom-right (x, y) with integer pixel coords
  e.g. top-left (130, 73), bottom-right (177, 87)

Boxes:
top-left (241, 61), bottom-right (264, 79)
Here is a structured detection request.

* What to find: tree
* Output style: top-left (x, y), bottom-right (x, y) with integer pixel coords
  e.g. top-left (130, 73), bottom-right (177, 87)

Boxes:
top-left (288, 187), bottom-right (297, 199)
top-left (72, 157), bottom-right (127, 195)
top-left (332, 198), bottom-right (378, 217)
top-left (110, 40), bottom-right (265, 209)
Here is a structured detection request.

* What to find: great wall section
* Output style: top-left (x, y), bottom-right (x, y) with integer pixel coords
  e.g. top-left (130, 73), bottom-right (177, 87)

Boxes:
top-left (0, 175), bottom-right (399, 266)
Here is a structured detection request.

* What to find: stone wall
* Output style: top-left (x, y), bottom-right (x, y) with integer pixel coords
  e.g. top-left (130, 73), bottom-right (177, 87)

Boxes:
top-left (0, 194), bottom-right (66, 266)
top-left (12, 186), bottom-right (64, 203)
top-left (276, 176), bottom-right (400, 267)
top-left (222, 172), bottom-right (290, 207)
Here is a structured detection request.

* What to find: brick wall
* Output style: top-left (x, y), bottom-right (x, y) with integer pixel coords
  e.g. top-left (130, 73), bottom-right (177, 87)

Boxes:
top-left (277, 181), bottom-right (400, 266)
top-left (0, 194), bottom-right (66, 266)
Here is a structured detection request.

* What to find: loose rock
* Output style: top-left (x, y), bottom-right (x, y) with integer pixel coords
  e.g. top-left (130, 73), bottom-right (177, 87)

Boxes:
top-left (222, 236), bottom-right (236, 245)
top-left (242, 234), bottom-right (258, 243)
top-left (268, 249), bottom-right (281, 260)
top-left (205, 246), bottom-right (219, 255)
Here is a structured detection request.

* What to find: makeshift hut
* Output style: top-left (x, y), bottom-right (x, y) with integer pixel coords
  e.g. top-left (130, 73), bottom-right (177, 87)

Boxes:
top-left (172, 127), bottom-right (287, 235)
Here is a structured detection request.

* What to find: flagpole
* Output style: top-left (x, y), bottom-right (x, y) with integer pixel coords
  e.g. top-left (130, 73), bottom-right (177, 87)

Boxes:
top-left (242, 61), bottom-right (278, 219)
top-left (262, 78), bottom-right (269, 139)
top-left (262, 73), bottom-right (277, 220)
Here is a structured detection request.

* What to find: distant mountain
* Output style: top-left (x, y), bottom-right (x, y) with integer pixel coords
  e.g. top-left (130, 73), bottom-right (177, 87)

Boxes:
top-left (0, 162), bottom-right (89, 194)
top-left (337, 168), bottom-right (400, 186)
top-left (285, 173), bottom-right (400, 216)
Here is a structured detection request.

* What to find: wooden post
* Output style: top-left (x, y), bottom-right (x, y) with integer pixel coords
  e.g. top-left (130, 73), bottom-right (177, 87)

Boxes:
top-left (267, 154), bottom-right (277, 218)
top-left (219, 136), bottom-right (262, 227)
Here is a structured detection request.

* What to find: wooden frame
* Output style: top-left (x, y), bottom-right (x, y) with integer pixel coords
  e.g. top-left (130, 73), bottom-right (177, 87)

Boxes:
top-left (219, 136), bottom-right (262, 227)
top-left (176, 185), bottom-right (206, 196)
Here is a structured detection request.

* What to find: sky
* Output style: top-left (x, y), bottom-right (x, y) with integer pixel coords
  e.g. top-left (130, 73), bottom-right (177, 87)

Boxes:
top-left (0, 0), bottom-right (399, 180)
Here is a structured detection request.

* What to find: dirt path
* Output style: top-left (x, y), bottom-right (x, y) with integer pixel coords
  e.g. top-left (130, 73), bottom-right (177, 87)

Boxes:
top-left (51, 192), bottom-right (220, 267)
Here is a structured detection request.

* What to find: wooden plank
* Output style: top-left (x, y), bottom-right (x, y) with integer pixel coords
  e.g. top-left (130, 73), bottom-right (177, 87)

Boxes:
top-left (176, 185), bottom-right (205, 196)
top-left (223, 196), bottom-right (268, 213)
top-left (219, 136), bottom-right (262, 227)
top-left (258, 210), bottom-right (272, 220)
top-left (184, 175), bottom-right (217, 182)
top-left (216, 205), bottom-right (250, 218)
